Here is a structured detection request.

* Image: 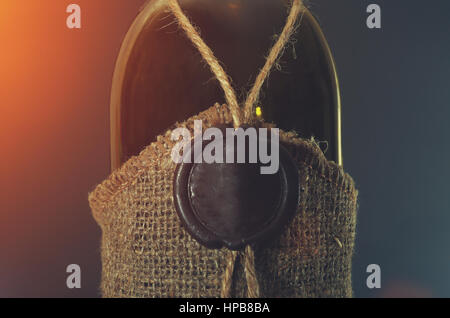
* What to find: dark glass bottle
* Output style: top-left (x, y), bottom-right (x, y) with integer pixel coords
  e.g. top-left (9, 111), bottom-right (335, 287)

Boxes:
top-left (111, 0), bottom-right (342, 170)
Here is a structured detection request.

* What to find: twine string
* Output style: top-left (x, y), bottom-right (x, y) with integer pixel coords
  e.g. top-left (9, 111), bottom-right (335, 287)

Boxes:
top-left (167, 0), bottom-right (242, 128)
top-left (167, 0), bottom-right (304, 298)
top-left (243, 0), bottom-right (304, 122)
top-left (220, 251), bottom-right (239, 298)
top-left (243, 245), bottom-right (260, 298)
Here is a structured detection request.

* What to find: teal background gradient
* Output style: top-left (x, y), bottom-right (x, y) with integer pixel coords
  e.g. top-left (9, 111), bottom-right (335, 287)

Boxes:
top-left (315, 0), bottom-right (450, 297)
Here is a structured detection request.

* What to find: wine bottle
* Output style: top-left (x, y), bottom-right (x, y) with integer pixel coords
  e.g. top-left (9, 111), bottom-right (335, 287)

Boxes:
top-left (110, 0), bottom-right (342, 170)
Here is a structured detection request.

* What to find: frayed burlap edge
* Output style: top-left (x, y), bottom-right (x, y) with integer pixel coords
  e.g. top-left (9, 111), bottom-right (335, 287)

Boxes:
top-left (89, 103), bottom-right (356, 225)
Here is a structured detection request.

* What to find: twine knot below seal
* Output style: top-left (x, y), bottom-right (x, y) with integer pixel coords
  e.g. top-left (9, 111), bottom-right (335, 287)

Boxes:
top-left (167, 0), bottom-right (305, 298)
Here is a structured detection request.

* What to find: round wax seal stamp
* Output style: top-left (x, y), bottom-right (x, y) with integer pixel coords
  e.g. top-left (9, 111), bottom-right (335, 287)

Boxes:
top-left (173, 126), bottom-right (299, 250)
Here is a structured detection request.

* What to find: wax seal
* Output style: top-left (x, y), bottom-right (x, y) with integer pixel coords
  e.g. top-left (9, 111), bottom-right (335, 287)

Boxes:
top-left (173, 125), bottom-right (299, 250)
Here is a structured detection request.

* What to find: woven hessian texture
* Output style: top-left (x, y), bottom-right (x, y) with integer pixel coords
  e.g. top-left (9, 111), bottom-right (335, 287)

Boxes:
top-left (89, 104), bottom-right (358, 298)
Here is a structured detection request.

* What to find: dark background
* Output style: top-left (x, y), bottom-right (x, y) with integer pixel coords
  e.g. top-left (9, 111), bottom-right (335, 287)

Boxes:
top-left (0, 0), bottom-right (449, 297)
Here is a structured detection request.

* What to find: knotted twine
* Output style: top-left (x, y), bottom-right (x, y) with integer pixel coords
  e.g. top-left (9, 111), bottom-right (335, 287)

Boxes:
top-left (167, 0), bottom-right (305, 298)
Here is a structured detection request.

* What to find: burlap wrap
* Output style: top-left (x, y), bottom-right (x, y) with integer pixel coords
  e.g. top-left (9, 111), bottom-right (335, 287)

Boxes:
top-left (89, 103), bottom-right (358, 298)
